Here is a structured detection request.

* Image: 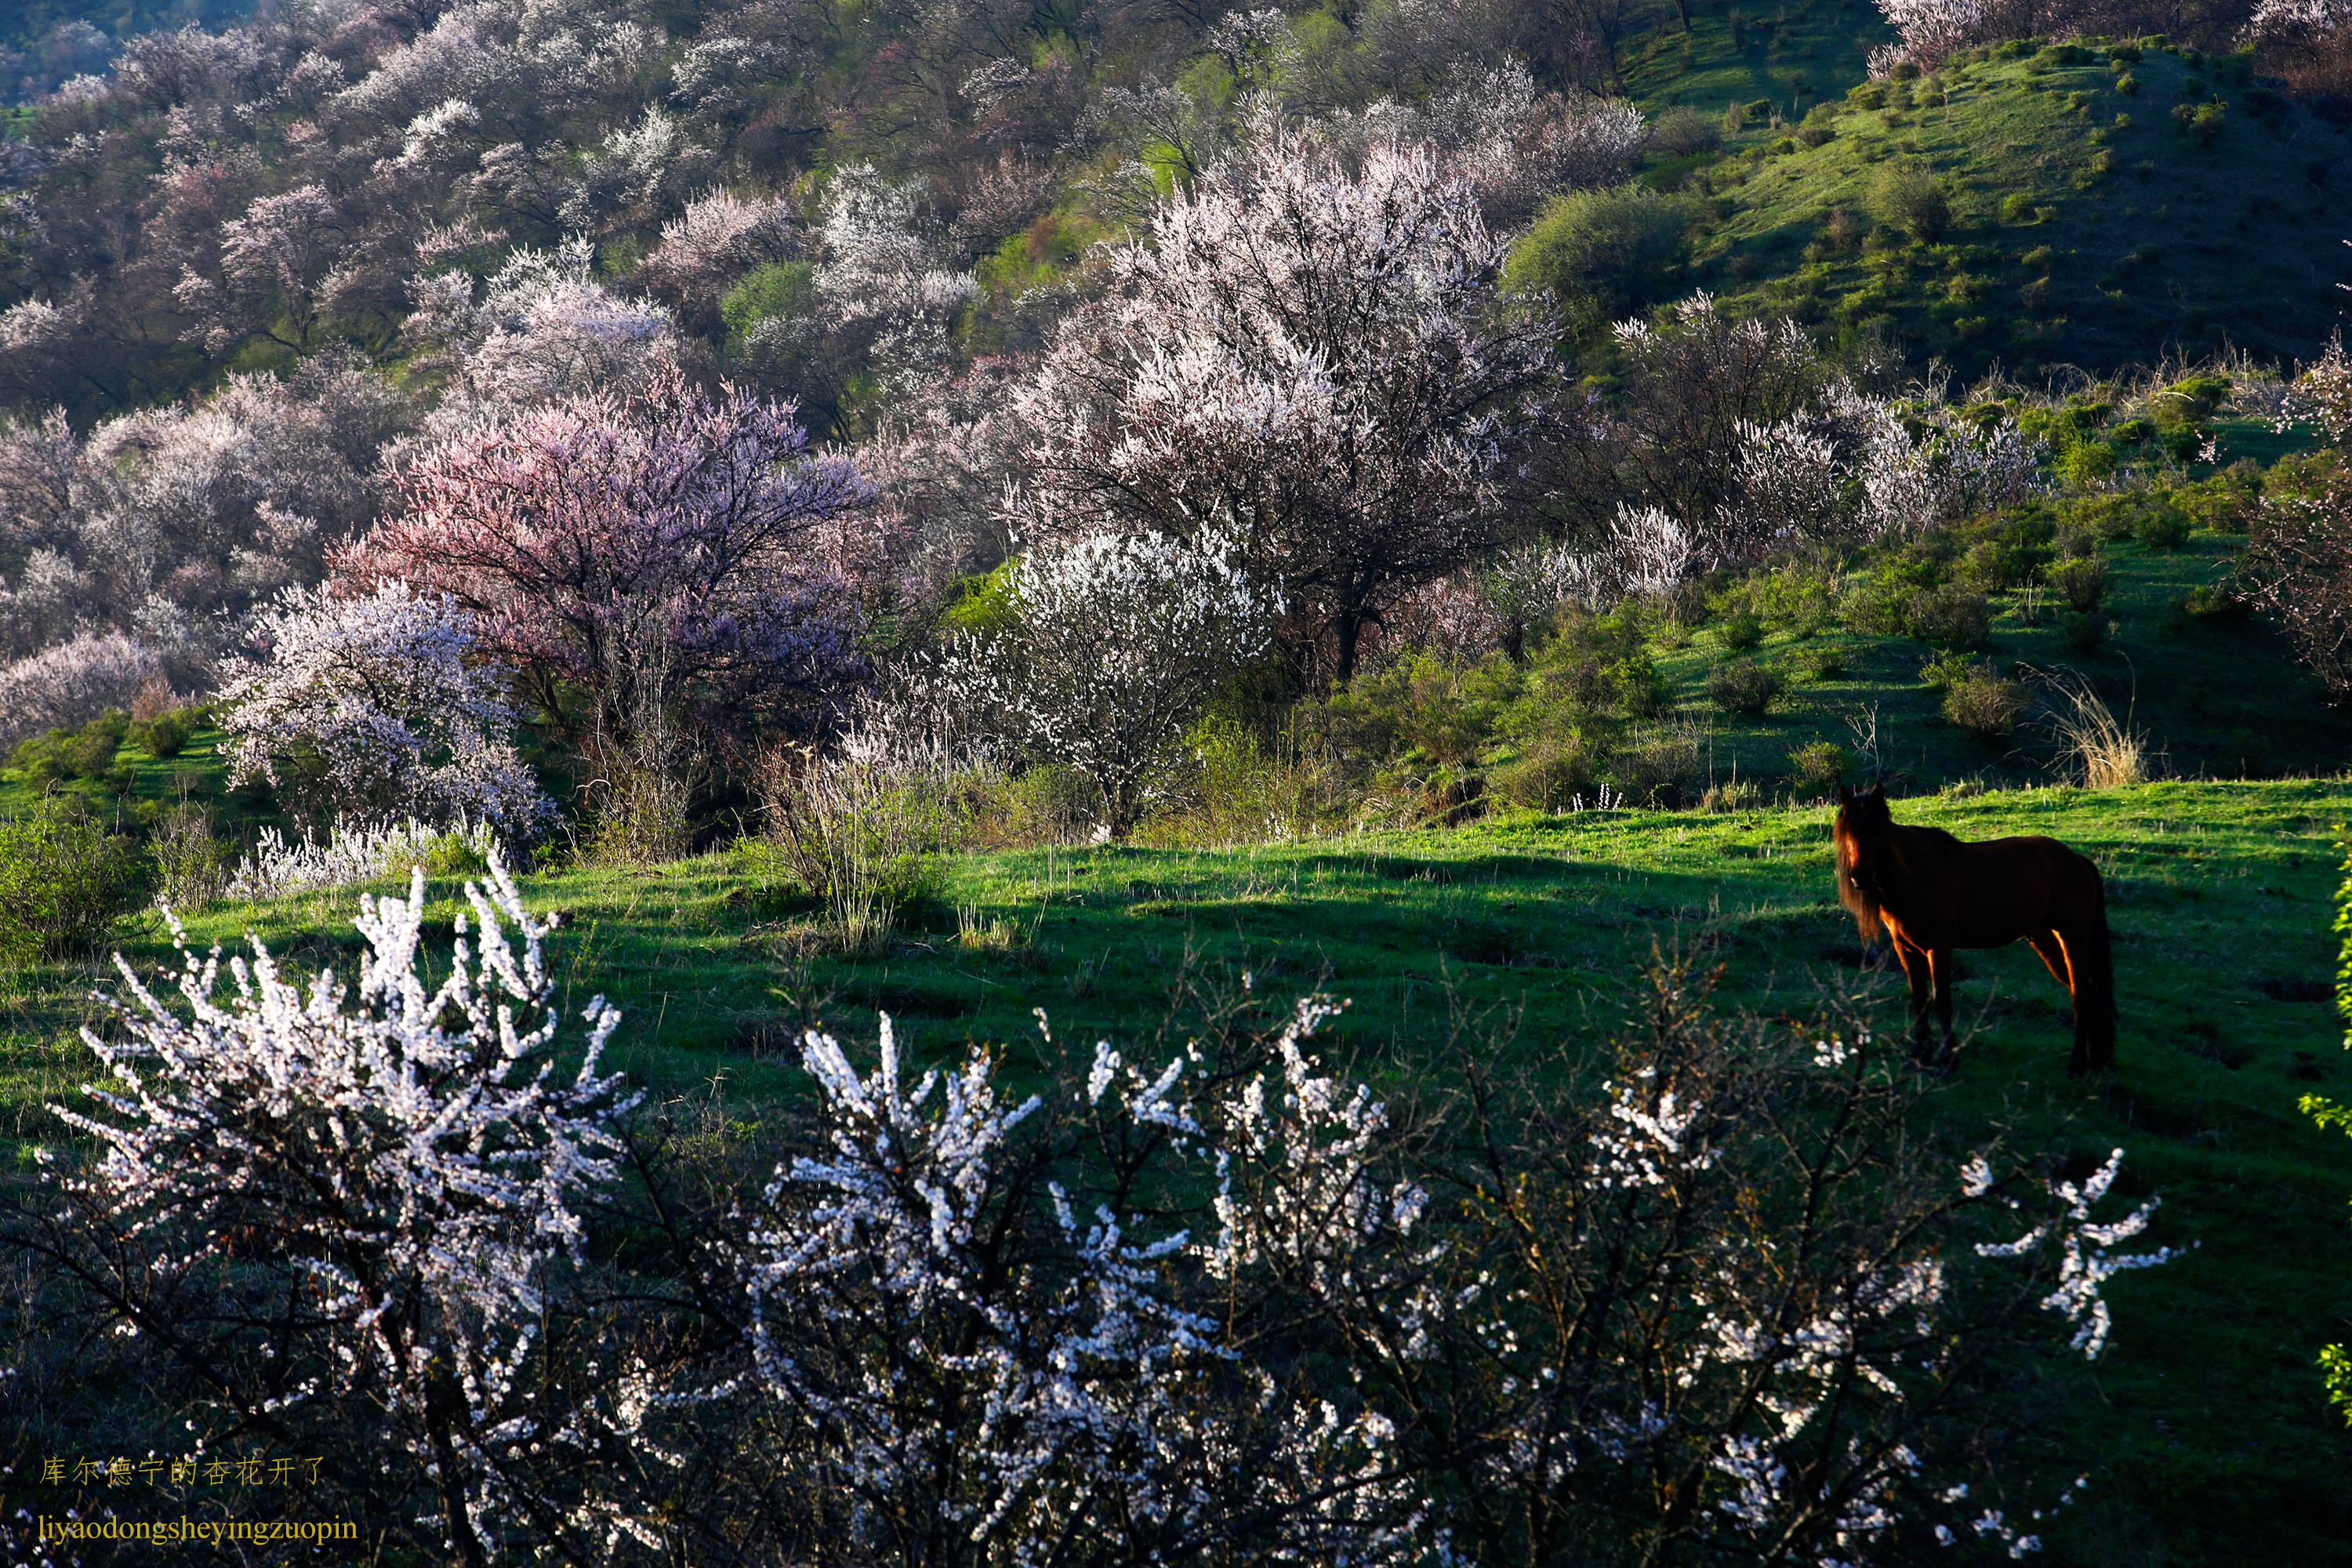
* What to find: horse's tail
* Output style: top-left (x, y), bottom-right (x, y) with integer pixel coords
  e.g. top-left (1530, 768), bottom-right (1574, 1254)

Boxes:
top-left (1835, 824), bottom-right (1885, 944)
top-left (2075, 866), bottom-right (2118, 1070)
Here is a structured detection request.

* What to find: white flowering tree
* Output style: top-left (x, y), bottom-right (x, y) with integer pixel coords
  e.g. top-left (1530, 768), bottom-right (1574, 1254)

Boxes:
top-left (1016, 116), bottom-right (1554, 687)
top-left (938, 530), bottom-right (1282, 838)
top-left (218, 582), bottom-right (554, 838)
top-left (26, 862), bottom-right (640, 1567)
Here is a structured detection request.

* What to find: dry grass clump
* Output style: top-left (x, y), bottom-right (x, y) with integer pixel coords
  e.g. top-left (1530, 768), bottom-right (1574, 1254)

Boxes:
top-left (2039, 673), bottom-right (2154, 787)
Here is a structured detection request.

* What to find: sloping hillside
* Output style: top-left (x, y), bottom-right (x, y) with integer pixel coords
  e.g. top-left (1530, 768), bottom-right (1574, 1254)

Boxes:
top-left (1677, 37), bottom-right (2352, 378)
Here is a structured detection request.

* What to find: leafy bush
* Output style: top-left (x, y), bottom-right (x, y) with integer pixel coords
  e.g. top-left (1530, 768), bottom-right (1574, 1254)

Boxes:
top-left (2180, 583), bottom-right (2250, 620)
top-left (1323, 653), bottom-right (1514, 769)
top-left (1494, 730), bottom-right (1612, 811)
top-left (1705, 658), bottom-right (1784, 715)
top-left (129, 709), bottom-right (192, 758)
top-left (1610, 721), bottom-right (1707, 805)
top-left (2060, 609), bottom-right (2110, 652)
top-left (1787, 739), bottom-right (1852, 794)
top-left (149, 797), bottom-right (230, 910)
top-left (1697, 778), bottom-right (1762, 812)
top-left (1958, 538), bottom-right (2044, 593)
top-left (1869, 165), bottom-right (1951, 242)
top-left (1003, 764), bottom-right (1104, 845)
top-left (1507, 186), bottom-right (1703, 335)
top-left (1715, 608), bottom-right (1766, 652)
top-left (1794, 644), bottom-right (1849, 681)
top-left (1845, 573), bottom-right (1922, 637)
top-left (2135, 506), bottom-right (2192, 549)
top-left (1908, 584), bottom-right (1993, 648)
top-left (11, 710), bottom-right (130, 786)
top-left (1653, 106), bottom-right (1722, 157)
top-left (2047, 555), bottom-right (2110, 611)
top-left (2172, 101), bottom-right (2225, 143)
top-left (0, 799), bottom-right (141, 962)
top-left (1941, 665), bottom-right (2029, 741)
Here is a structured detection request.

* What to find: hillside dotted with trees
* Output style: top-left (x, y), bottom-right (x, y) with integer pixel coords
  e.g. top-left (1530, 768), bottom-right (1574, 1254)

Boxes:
top-left (5, 0), bottom-right (2352, 1561)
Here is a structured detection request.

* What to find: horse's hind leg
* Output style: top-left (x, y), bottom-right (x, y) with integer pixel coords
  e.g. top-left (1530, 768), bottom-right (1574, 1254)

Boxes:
top-left (2056, 922), bottom-right (2117, 1074)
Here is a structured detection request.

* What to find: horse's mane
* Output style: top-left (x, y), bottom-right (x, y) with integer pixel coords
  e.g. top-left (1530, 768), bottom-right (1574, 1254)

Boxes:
top-left (1831, 814), bottom-right (1884, 944)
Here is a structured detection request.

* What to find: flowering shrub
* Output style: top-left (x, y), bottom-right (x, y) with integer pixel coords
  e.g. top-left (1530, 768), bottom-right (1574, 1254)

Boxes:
top-left (226, 818), bottom-right (499, 901)
top-left (9, 911), bottom-right (2187, 1563)
top-left (217, 583), bottom-right (551, 837)
top-left (938, 531), bottom-right (1282, 837)
top-left (27, 860), bottom-right (638, 1563)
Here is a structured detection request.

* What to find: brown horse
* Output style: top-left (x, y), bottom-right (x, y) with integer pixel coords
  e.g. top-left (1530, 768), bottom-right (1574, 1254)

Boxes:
top-left (1833, 783), bottom-right (2116, 1074)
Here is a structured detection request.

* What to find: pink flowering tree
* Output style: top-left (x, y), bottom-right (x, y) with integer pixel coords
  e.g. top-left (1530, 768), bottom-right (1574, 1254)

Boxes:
top-left (216, 582), bottom-right (554, 837)
top-left (343, 373), bottom-right (875, 782)
top-left (1015, 116), bottom-right (1555, 687)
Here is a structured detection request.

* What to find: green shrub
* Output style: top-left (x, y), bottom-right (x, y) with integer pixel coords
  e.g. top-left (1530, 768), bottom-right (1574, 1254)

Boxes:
top-left (2045, 555), bottom-right (2109, 610)
top-left (720, 260), bottom-right (816, 353)
top-left (1940, 665), bottom-right (2028, 740)
top-left (2172, 101), bottom-right (2225, 143)
top-left (2115, 72), bottom-right (2140, 94)
top-left (1958, 538), bottom-right (2044, 593)
top-left (1918, 648), bottom-right (1980, 689)
top-left (1908, 584), bottom-right (1993, 648)
top-left (1786, 739), bottom-right (1852, 796)
top-left (1653, 106), bottom-right (1723, 157)
top-left (1507, 187), bottom-right (1704, 336)
top-left (1793, 644), bottom-right (1848, 682)
top-left (1705, 659), bottom-right (1784, 716)
top-left (1004, 764), bottom-right (1104, 845)
top-left (149, 797), bottom-right (230, 910)
top-left (1869, 165), bottom-right (1951, 242)
top-left (1610, 723), bottom-right (1707, 807)
top-left (1327, 653), bottom-right (1514, 767)
top-left (1610, 655), bottom-right (1676, 717)
top-left (129, 710), bottom-right (193, 759)
top-left (11, 712), bottom-right (133, 788)
top-left (1494, 730), bottom-right (1612, 811)
top-left (2180, 583), bottom-right (2250, 620)
top-left (2060, 609), bottom-right (2109, 651)
top-left (2134, 506), bottom-right (2192, 549)
top-left (1715, 608), bottom-right (1766, 652)
top-left (1844, 573), bottom-right (1920, 637)
top-left (0, 800), bottom-right (141, 962)
top-left (2001, 193), bottom-right (2036, 223)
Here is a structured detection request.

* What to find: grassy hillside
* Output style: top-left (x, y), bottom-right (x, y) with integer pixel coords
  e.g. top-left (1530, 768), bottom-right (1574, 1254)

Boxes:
top-left (1618, 0), bottom-right (1893, 128)
top-left (1642, 506), bottom-right (2352, 793)
top-left (1668, 38), bottom-right (2352, 379)
top-left (3, 778), bottom-right (2350, 1561)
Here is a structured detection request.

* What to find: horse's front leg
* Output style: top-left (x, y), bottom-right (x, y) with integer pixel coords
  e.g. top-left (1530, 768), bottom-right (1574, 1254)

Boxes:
top-left (1929, 946), bottom-right (1959, 1066)
top-left (1894, 938), bottom-right (1937, 1063)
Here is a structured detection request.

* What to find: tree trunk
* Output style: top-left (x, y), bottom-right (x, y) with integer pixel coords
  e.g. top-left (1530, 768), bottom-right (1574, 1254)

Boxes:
top-left (1334, 609), bottom-right (1366, 688)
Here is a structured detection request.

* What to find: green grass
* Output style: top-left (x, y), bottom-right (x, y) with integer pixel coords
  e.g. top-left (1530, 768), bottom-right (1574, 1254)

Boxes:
top-left (1666, 40), bottom-right (2352, 379)
top-left (1619, 0), bottom-right (1893, 129)
top-left (6, 778), bottom-right (2352, 1560)
top-left (1642, 524), bottom-right (2352, 793)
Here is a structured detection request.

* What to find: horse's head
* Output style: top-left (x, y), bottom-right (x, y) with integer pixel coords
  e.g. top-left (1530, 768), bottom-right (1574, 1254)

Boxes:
top-left (1833, 782), bottom-right (1892, 942)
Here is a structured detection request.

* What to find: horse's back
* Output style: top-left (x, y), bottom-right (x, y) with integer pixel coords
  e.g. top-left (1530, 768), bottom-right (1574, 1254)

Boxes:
top-left (1889, 829), bottom-right (2103, 947)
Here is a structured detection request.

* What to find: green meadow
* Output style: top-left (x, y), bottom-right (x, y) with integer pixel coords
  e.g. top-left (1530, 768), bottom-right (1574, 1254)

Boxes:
top-left (5, 776), bottom-right (2350, 1562)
